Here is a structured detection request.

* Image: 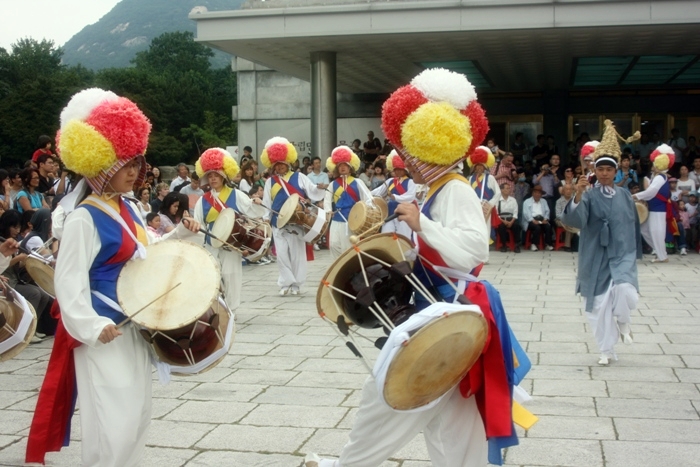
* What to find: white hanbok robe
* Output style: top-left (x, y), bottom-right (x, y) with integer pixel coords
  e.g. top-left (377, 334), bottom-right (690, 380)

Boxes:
top-left (324, 176), bottom-right (373, 259)
top-left (370, 177), bottom-right (417, 239)
top-left (634, 174), bottom-right (668, 260)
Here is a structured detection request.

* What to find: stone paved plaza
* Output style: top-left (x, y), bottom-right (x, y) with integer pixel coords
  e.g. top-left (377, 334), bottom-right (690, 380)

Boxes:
top-left (1, 248), bottom-right (700, 466)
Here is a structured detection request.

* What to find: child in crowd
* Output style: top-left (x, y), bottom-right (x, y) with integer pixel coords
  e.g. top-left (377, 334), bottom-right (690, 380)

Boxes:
top-left (249, 185), bottom-right (264, 200)
top-left (146, 212), bottom-right (161, 238)
top-left (678, 200), bottom-right (691, 254)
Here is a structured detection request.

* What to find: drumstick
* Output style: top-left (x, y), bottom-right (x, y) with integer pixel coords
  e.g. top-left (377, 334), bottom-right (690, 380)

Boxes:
top-left (181, 219), bottom-right (246, 254)
top-left (0, 235), bottom-right (51, 263)
top-left (116, 282), bottom-right (182, 329)
top-left (349, 212), bottom-right (399, 244)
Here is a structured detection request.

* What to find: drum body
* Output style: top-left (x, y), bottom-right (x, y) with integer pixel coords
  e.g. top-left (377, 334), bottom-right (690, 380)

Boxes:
top-left (211, 208), bottom-right (271, 261)
top-left (348, 197), bottom-right (388, 237)
top-left (316, 234), bottom-right (488, 411)
top-left (635, 200), bottom-right (649, 224)
top-left (278, 194), bottom-right (330, 244)
top-left (25, 257), bottom-right (56, 298)
top-left (0, 285), bottom-right (37, 361)
top-left (117, 241), bottom-right (234, 375)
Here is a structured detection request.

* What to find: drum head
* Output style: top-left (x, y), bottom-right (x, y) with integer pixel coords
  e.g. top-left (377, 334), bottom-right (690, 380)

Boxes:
top-left (561, 222), bottom-right (580, 234)
top-left (277, 194), bottom-right (300, 228)
top-left (117, 241), bottom-right (221, 330)
top-left (636, 201), bottom-right (649, 224)
top-left (347, 202), bottom-right (368, 233)
top-left (316, 233), bottom-right (414, 325)
top-left (210, 208), bottom-right (236, 249)
top-left (25, 257), bottom-right (55, 297)
top-left (383, 310), bottom-right (487, 410)
top-left (0, 299), bottom-right (37, 362)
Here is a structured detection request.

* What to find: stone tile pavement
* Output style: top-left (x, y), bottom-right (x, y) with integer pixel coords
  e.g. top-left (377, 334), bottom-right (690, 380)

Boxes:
top-left (1, 248), bottom-right (700, 466)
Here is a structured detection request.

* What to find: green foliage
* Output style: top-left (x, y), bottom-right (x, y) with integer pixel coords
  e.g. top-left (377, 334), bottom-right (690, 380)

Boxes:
top-left (0, 31), bottom-right (237, 168)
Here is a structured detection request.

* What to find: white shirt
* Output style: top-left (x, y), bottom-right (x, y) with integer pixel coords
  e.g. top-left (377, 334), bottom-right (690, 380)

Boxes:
top-left (169, 176), bottom-right (191, 192)
top-left (496, 195), bottom-right (518, 220)
top-left (531, 200), bottom-right (544, 218)
top-left (307, 171), bottom-right (330, 187)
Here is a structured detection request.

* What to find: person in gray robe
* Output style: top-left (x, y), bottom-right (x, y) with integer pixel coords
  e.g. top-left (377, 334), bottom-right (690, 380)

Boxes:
top-left (562, 125), bottom-right (642, 365)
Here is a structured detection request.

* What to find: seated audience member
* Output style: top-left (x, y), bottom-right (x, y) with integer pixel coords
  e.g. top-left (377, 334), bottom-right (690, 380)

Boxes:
top-left (146, 212), bottom-right (161, 238)
top-left (614, 154), bottom-right (638, 191)
top-left (555, 183), bottom-right (576, 251)
top-left (678, 200), bottom-right (691, 255)
top-left (150, 182), bottom-right (169, 213)
top-left (157, 192), bottom-right (186, 235)
top-left (180, 173), bottom-right (204, 216)
top-left (522, 185), bottom-right (553, 251)
top-left (16, 168), bottom-right (50, 213)
top-left (496, 183), bottom-right (520, 253)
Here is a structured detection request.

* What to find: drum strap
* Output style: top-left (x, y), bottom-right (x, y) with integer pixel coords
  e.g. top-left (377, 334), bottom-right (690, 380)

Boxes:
top-left (333, 177), bottom-right (359, 203)
top-left (272, 175), bottom-right (305, 199)
top-left (390, 177), bottom-right (407, 196)
top-left (84, 197), bottom-right (147, 260)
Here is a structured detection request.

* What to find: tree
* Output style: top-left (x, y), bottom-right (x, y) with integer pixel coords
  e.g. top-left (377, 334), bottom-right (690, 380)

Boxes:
top-left (131, 32), bottom-right (213, 76)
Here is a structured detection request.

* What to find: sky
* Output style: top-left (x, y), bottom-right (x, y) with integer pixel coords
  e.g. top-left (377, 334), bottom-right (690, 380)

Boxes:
top-left (0, 0), bottom-right (121, 51)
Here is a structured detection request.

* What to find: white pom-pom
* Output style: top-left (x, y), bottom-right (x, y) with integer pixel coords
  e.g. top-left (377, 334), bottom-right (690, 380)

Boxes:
top-left (411, 68), bottom-right (477, 110)
top-left (655, 143), bottom-right (674, 154)
top-left (584, 141), bottom-right (600, 149)
top-left (265, 136), bottom-right (291, 148)
top-left (59, 88), bottom-right (118, 130)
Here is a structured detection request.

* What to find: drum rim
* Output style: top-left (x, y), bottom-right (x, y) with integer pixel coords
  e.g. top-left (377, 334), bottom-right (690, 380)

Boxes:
top-left (117, 240), bottom-right (222, 331)
top-left (316, 232), bottom-right (414, 325)
top-left (383, 310), bottom-right (488, 410)
top-left (277, 193), bottom-right (300, 228)
top-left (210, 208), bottom-right (237, 249)
top-left (0, 300), bottom-right (37, 362)
top-left (635, 201), bottom-right (649, 223)
top-left (24, 257), bottom-right (56, 297)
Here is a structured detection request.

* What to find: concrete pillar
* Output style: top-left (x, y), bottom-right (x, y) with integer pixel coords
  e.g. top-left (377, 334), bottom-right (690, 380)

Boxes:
top-left (310, 51), bottom-right (337, 163)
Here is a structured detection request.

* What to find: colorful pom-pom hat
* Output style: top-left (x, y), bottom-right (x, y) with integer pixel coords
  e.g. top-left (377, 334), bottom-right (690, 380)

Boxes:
top-left (58, 88), bottom-right (151, 195)
top-left (580, 141), bottom-right (600, 163)
top-left (260, 137), bottom-right (298, 169)
top-left (650, 143), bottom-right (675, 173)
top-left (195, 147), bottom-right (240, 181)
top-left (386, 149), bottom-right (406, 173)
top-left (381, 68), bottom-right (489, 185)
top-left (467, 145), bottom-right (495, 169)
top-left (326, 145), bottom-right (360, 173)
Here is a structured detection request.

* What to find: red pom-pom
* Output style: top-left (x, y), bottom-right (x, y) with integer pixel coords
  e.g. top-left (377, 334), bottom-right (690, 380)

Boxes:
top-left (331, 147), bottom-right (353, 164)
top-left (381, 85), bottom-right (428, 149)
top-left (471, 146), bottom-right (490, 165)
top-left (390, 154), bottom-right (405, 170)
top-left (580, 142), bottom-right (597, 158)
top-left (651, 147), bottom-right (675, 167)
top-left (86, 97), bottom-right (151, 160)
top-left (200, 148), bottom-right (225, 171)
top-left (462, 101), bottom-right (489, 155)
top-left (267, 143), bottom-right (289, 164)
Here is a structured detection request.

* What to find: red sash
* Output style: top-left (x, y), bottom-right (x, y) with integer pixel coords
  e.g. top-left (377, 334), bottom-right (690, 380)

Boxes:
top-left (392, 177), bottom-right (406, 196)
top-left (26, 302), bottom-right (80, 464)
top-left (273, 175), bottom-right (305, 199)
top-left (654, 192), bottom-right (680, 236)
top-left (203, 191), bottom-right (224, 214)
top-left (335, 177), bottom-right (359, 203)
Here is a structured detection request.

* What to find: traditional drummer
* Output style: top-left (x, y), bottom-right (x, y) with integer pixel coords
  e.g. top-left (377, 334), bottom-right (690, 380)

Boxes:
top-left (323, 145), bottom-right (372, 258)
top-left (306, 68), bottom-right (533, 467)
top-left (261, 137), bottom-right (327, 296)
top-left (193, 147), bottom-right (265, 311)
top-left (370, 149), bottom-right (417, 239)
top-left (25, 88), bottom-right (202, 466)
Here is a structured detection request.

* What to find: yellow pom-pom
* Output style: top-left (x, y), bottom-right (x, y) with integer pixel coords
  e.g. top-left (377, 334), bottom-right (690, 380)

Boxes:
top-left (285, 143), bottom-right (298, 165)
top-left (60, 120), bottom-right (117, 178)
top-left (261, 149), bottom-right (271, 168)
top-left (401, 102), bottom-right (472, 166)
top-left (653, 154), bottom-right (670, 172)
top-left (195, 160), bottom-right (204, 178)
top-left (222, 155), bottom-right (240, 180)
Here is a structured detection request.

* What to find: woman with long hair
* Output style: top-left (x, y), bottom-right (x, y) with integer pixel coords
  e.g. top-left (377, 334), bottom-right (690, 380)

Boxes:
top-left (239, 160), bottom-right (257, 194)
top-left (135, 186), bottom-right (152, 220)
top-left (370, 162), bottom-right (386, 190)
top-left (158, 192), bottom-right (186, 235)
top-left (16, 168), bottom-right (49, 213)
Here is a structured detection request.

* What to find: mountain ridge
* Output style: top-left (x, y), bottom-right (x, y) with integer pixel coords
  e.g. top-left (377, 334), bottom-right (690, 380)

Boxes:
top-left (61, 0), bottom-right (245, 70)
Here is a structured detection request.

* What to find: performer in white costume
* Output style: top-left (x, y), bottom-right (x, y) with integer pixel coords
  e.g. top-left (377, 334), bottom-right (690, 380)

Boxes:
top-left (370, 149), bottom-right (416, 239)
top-left (324, 145), bottom-right (372, 258)
top-left (562, 120), bottom-right (642, 365)
top-left (25, 88), bottom-right (201, 466)
top-left (261, 137), bottom-right (327, 295)
top-left (193, 147), bottom-right (265, 310)
top-left (306, 69), bottom-right (533, 467)
top-left (633, 144), bottom-right (676, 263)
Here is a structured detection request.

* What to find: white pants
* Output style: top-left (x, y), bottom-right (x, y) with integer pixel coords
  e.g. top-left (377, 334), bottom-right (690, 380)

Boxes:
top-left (584, 282), bottom-right (638, 357)
top-left (73, 324), bottom-right (152, 467)
top-left (641, 211), bottom-right (667, 261)
top-left (381, 218), bottom-right (413, 240)
top-left (273, 227), bottom-right (306, 289)
top-left (330, 220), bottom-right (351, 260)
top-left (318, 376), bottom-right (487, 467)
top-left (205, 245), bottom-right (242, 311)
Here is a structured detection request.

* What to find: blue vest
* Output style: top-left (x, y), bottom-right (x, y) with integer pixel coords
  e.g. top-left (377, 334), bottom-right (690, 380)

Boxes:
top-left (387, 178), bottom-right (411, 215)
top-left (469, 173), bottom-right (495, 201)
top-left (648, 174), bottom-right (670, 212)
top-left (331, 178), bottom-right (360, 222)
top-left (201, 188), bottom-right (239, 244)
top-left (81, 202), bottom-right (144, 323)
top-left (270, 172), bottom-right (305, 228)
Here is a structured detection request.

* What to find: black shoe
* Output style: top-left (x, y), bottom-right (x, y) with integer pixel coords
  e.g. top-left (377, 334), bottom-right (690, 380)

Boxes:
top-left (514, 246), bottom-right (521, 253)
top-left (500, 247), bottom-right (507, 253)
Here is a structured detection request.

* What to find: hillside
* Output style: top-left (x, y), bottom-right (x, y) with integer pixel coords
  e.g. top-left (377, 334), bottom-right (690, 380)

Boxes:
top-left (61, 0), bottom-right (245, 70)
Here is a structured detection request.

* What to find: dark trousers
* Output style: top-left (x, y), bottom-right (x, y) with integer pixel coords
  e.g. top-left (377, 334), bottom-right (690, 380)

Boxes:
top-left (497, 222), bottom-right (521, 247)
top-left (528, 221), bottom-right (553, 246)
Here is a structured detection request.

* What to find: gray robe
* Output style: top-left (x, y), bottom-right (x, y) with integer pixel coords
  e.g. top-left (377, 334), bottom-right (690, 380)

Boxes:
top-left (562, 187), bottom-right (642, 311)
